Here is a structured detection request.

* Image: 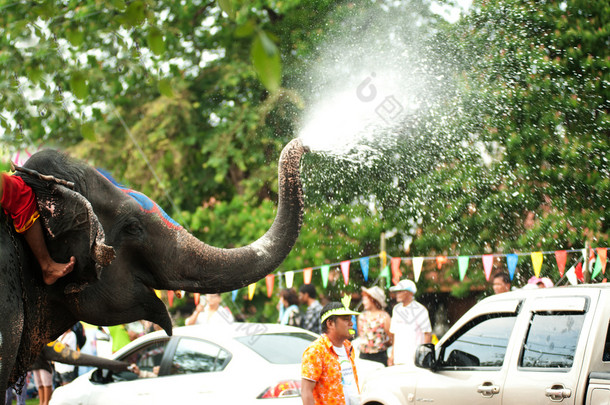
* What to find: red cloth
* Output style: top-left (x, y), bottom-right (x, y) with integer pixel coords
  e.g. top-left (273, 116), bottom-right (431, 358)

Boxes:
top-left (1, 173), bottom-right (40, 233)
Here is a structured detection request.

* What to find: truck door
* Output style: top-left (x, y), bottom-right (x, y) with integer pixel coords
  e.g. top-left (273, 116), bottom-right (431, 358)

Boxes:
top-left (502, 293), bottom-right (598, 405)
top-left (415, 299), bottom-right (521, 405)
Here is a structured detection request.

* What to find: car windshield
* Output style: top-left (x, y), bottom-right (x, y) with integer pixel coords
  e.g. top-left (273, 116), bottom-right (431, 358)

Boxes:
top-left (235, 332), bottom-right (316, 364)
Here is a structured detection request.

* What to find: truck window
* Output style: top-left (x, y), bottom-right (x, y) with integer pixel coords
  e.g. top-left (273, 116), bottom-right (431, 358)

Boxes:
top-left (520, 312), bottom-right (585, 369)
top-left (602, 323), bottom-right (610, 361)
top-left (440, 314), bottom-right (517, 369)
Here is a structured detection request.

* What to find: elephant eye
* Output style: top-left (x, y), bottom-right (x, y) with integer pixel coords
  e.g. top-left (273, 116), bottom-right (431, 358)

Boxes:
top-left (123, 219), bottom-right (143, 236)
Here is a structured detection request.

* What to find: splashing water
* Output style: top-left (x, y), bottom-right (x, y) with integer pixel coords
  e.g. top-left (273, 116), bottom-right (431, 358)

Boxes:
top-left (296, 6), bottom-right (462, 168)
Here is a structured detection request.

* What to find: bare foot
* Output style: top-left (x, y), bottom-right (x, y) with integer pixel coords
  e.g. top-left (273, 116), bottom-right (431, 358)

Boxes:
top-left (42, 256), bottom-right (76, 285)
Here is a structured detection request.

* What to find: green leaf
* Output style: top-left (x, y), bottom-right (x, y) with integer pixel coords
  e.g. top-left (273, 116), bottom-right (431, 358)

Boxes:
top-left (81, 122), bottom-right (95, 141)
top-left (66, 27), bottom-right (85, 47)
top-left (147, 27), bottom-right (165, 56)
top-left (110, 0), bottom-right (126, 11)
top-left (123, 0), bottom-right (146, 27)
top-left (251, 32), bottom-right (281, 93)
top-left (218, 0), bottom-right (235, 20)
top-left (70, 71), bottom-right (88, 100)
top-left (158, 78), bottom-right (174, 98)
top-left (234, 20), bottom-right (256, 38)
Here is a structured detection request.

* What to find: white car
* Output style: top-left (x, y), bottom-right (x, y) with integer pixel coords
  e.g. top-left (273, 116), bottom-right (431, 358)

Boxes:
top-left (51, 322), bottom-right (382, 404)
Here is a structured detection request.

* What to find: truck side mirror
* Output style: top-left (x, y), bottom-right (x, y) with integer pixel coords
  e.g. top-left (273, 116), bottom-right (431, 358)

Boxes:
top-left (415, 343), bottom-right (437, 370)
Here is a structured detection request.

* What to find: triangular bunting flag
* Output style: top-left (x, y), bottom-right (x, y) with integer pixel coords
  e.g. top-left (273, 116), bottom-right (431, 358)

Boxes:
top-left (380, 251), bottom-right (387, 268)
top-left (413, 257), bottom-right (423, 282)
top-left (555, 250), bottom-right (567, 277)
top-left (531, 251), bottom-right (543, 277)
top-left (154, 289), bottom-right (162, 299)
top-left (458, 256), bottom-right (469, 281)
top-left (566, 265), bottom-right (578, 285)
top-left (506, 254), bottom-right (518, 280)
top-left (194, 293), bottom-right (200, 306)
top-left (303, 267), bottom-right (313, 284)
top-left (359, 257), bottom-right (369, 281)
top-left (340, 260), bottom-right (350, 285)
top-left (593, 255), bottom-right (602, 279)
top-left (265, 274), bottom-right (275, 298)
top-left (436, 256), bottom-right (448, 270)
top-left (391, 257), bottom-right (402, 285)
top-left (285, 271), bottom-right (294, 288)
top-left (167, 290), bottom-right (174, 307)
top-left (248, 283), bottom-right (256, 300)
top-left (597, 248), bottom-right (607, 274)
top-left (575, 261), bottom-right (584, 283)
top-left (231, 289), bottom-right (238, 302)
top-left (482, 254), bottom-right (494, 281)
top-left (321, 265), bottom-right (330, 288)
top-left (380, 265), bottom-right (391, 288)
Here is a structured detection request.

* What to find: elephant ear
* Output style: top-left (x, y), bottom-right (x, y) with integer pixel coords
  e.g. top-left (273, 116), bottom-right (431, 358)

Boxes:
top-left (36, 183), bottom-right (115, 292)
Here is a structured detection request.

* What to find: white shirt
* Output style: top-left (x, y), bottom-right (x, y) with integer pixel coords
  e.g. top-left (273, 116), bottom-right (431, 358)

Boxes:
top-left (333, 345), bottom-right (360, 405)
top-left (390, 300), bottom-right (432, 366)
top-left (193, 306), bottom-right (234, 326)
top-left (54, 331), bottom-right (77, 374)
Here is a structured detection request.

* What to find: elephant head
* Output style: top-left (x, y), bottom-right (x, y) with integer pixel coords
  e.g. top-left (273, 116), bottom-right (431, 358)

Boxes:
top-left (21, 139), bottom-right (307, 335)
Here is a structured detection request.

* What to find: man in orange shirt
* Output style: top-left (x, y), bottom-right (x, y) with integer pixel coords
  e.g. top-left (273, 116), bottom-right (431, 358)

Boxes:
top-left (1, 172), bottom-right (75, 284)
top-left (301, 296), bottom-right (361, 405)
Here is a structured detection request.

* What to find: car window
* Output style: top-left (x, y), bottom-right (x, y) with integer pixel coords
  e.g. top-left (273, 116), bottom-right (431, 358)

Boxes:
top-left (169, 337), bottom-right (230, 375)
top-left (109, 339), bottom-right (169, 382)
top-left (235, 332), bottom-right (316, 364)
top-left (603, 322), bottom-right (610, 362)
top-left (440, 314), bottom-right (517, 369)
top-left (520, 312), bottom-right (585, 369)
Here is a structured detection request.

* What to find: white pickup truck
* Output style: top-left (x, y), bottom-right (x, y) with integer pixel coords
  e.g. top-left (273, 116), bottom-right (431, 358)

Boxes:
top-left (361, 284), bottom-right (610, 405)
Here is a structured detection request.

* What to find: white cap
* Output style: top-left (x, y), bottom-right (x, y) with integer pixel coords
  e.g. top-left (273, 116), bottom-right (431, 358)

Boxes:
top-left (389, 279), bottom-right (417, 294)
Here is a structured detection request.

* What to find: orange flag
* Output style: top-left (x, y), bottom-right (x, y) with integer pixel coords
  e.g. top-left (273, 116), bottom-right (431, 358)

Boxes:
top-left (436, 256), bottom-right (448, 270)
top-left (194, 293), bottom-right (200, 306)
top-left (597, 248), bottom-right (608, 274)
top-left (391, 257), bottom-right (402, 285)
top-left (265, 274), bottom-right (275, 298)
top-left (555, 250), bottom-right (567, 277)
top-left (167, 290), bottom-right (174, 307)
top-left (303, 267), bottom-right (313, 284)
top-left (340, 261), bottom-right (350, 285)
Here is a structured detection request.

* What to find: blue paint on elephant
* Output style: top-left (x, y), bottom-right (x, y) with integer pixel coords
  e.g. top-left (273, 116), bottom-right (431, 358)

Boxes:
top-left (97, 169), bottom-right (182, 230)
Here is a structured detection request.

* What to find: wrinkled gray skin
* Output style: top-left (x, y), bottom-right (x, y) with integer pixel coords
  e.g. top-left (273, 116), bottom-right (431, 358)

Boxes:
top-left (0, 139), bottom-right (307, 401)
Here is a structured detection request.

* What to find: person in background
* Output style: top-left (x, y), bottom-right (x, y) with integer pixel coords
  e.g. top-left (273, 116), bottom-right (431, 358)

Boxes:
top-left (301, 297), bottom-right (361, 405)
top-left (388, 279), bottom-right (432, 367)
top-left (492, 272), bottom-right (512, 294)
top-left (54, 328), bottom-right (78, 385)
top-left (357, 286), bottom-right (392, 366)
top-left (278, 288), bottom-right (302, 327)
top-left (5, 373), bottom-right (28, 405)
top-left (31, 352), bottom-right (53, 405)
top-left (185, 293), bottom-right (234, 326)
top-left (527, 276), bottom-right (554, 288)
top-left (299, 284), bottom-right (323, 334)
top-left (1, 172), bottom-right (76, 285)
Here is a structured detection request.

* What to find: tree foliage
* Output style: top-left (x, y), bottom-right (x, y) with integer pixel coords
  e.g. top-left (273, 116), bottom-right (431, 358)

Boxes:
top-left (1, 0), bottom-right (608, 320)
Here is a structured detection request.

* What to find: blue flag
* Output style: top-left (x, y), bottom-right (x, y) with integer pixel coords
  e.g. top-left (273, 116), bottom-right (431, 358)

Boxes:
top-left (506, 254), bottom-right (518, 280)
top-left (360, 257), bottom-right (370, 281)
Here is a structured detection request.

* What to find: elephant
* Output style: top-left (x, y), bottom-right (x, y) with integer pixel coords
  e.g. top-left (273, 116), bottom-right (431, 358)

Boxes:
top-left (0, 139), bottom-right (307, 401)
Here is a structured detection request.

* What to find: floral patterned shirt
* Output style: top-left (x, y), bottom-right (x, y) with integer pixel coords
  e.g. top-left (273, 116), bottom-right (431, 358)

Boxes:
top-left (358, 311), bottom-right (390, 354)
top-left (301, 334), bottom-right (360, 405)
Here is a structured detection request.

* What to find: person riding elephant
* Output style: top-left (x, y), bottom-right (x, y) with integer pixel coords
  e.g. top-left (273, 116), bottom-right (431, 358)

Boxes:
top-left (0, 173), bottom-right (76, 284)
top-left (0, 139), bottom-right (308, 401)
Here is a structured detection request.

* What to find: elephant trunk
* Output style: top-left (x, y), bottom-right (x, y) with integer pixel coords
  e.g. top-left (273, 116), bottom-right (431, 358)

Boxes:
top-left (164, 138), bottom-right (307, 293)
